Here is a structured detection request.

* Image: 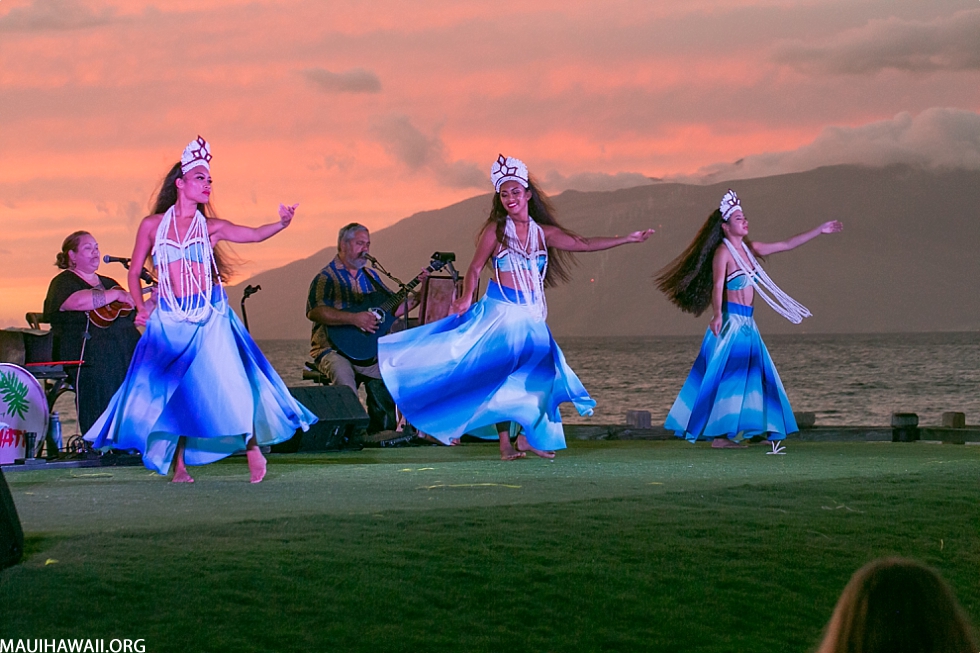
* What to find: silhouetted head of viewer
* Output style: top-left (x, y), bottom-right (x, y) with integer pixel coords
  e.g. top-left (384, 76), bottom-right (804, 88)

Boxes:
top-left (816, 557), bottom-right (977, 653)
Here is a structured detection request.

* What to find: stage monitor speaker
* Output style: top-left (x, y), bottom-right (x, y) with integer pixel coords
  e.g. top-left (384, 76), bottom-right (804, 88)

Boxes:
top-left (0, 468), bottom-right (24, 570)
top-left (271, 385), bottom-right (370, 453)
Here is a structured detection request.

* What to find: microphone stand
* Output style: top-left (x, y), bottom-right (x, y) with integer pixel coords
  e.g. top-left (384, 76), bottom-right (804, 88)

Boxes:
top-left (241, 285), bottom-right (261, 333)
top-left (104, 256), bottom-right (156, 286)
top-left (367, 257), bottom-right (407, 291)
top-left (367, 257), bottom-right (412, 326)
top-left (445, 261), bottom-right (459, 284)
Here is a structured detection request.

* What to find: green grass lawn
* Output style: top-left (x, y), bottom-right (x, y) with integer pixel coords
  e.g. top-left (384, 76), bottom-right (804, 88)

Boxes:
top-left (1, 441), bottom-right (978, 652)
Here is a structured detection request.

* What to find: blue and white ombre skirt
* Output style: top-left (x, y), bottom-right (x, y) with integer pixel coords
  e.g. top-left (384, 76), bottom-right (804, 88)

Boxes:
top-left (379, 281), bottom-right (595, 451)
top-left (665, 302), bottom-right (797, 442)
top-left (85, 289), bottom-right (317, 474)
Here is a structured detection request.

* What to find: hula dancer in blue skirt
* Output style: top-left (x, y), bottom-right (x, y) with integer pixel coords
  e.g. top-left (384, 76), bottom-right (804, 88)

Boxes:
top-left (85, 137), bottom-right (317, 482)
top-left (379, 155), bottom-right (654, 460)
top-left (657, 190), bottom-right (842, 451)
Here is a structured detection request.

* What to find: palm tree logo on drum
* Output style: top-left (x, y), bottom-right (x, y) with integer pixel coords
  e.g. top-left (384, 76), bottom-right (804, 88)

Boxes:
top-left (0, 370), bottom-right (30, 420)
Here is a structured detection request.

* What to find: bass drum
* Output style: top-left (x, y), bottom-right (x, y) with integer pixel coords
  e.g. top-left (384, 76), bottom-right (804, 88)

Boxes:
top-left (0, 363), bottom-right (49, 464)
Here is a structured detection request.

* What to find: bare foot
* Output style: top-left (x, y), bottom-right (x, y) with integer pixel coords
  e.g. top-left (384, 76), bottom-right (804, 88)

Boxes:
top-left (711, 438), bottom-right (747, 449)
top-left (171, 468), bottom-right (194, 483)
top-left (516, 434), bottom-right (556, 459)
top-left (246, 448), bottom-right (267, 483)
top-left (171, 437), bottom-right (193, 482)
top-left (499, 441), bottom-right (526, 461)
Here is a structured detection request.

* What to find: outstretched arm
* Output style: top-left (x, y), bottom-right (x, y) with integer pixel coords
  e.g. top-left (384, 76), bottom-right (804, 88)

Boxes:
top-left (752, 221), bottom-right (842, 256)
top-left (209, 203), bottom-right (299, 244)
top-left (542, 226), bottom-right (655, 252)
top-left (450, 225), bottom-right (498, 315)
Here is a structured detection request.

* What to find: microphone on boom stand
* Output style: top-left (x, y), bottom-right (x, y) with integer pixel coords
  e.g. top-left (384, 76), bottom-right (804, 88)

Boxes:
top-left (241, 285), bottom-right (262, 333)
top-left (432, 252), bottom-right (459, 283)
top-left (103, 254), bottom-right (156, 285)
top-left (363, 254), bottom-right (410, 303)
top-left (364, 254), bottom-right (405, 286)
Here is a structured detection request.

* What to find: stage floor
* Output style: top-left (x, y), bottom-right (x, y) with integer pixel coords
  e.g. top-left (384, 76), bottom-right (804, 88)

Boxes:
top-left (2, 440), bottom-right (979, 652)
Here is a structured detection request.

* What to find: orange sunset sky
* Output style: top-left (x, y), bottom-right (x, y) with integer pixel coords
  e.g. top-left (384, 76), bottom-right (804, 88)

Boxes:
top-left (1, 0), bottom-right (979, 327)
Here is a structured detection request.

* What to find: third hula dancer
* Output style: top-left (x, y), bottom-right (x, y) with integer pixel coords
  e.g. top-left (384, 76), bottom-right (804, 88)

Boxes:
top-left (657, 189), bottom-right (842, 450)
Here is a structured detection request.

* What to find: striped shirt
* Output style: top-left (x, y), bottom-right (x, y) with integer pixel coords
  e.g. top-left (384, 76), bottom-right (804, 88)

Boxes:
top-left (307, 256), bottom-right (390, 360)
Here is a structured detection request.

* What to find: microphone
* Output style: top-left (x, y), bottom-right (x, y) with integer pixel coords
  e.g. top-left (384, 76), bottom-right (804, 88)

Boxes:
top-left (243, 284), bottom-right (262, 299)
top-left (364, 254), bottom-right (378, 266)
top-left (104, 254), bottom-right (155, 285)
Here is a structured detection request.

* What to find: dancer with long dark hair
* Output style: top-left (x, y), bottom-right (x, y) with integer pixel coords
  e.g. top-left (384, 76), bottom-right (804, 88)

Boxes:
top-left (85, 136), bottom-right (316, 482)
top-left (379, 155), bottom-right (654, 460)
top-left (657, 189), bottom-right (841, 450)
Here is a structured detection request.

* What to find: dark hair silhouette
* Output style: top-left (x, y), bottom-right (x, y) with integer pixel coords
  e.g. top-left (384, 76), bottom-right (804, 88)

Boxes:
top-left (656, 208), bottom-right (759, 316)
top-left (483, 176), bottom-right (578, 287)
top-left (815, 557), bottom-right (977, 653)
top-left (55, 230), bottom-right (92, 269)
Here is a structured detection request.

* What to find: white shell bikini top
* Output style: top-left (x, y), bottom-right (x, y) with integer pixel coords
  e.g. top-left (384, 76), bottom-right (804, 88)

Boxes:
top-left (152, 207), bottom-right (224, 322)
top-left (492, 218), bottom-right (548, 320)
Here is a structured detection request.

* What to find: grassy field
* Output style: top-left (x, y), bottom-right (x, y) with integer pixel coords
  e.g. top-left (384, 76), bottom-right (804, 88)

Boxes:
top-left (1, 440), bottom-right (978, 652)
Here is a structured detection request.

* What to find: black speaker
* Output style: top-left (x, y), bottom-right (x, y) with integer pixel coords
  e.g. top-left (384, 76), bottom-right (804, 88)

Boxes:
top-left (0, 468), bottom-right (24, 570)
top-left (271, 386), bottom-right (370, 453)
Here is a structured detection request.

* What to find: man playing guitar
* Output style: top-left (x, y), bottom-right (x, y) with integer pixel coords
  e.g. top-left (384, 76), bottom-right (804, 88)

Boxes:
top-left (306, 223), bottom-right (424, 434)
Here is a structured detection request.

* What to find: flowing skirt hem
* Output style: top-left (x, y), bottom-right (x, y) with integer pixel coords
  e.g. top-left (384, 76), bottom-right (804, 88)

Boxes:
top-left (380, 288), bottom-right (594, 452)
top-left (85, 294), bottom-right (316, 475)
top-left (665, 308), bottom-right (797, 444)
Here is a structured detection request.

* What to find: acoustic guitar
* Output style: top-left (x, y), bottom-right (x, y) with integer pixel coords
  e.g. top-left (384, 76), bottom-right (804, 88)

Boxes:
top-left (329, 258), bottom-right (447, 363)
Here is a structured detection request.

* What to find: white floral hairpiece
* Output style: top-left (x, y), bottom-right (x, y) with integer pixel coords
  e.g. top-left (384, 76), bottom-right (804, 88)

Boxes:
top-left (181, 135), bottom-right (212, 174)
top-left (490, 154), bottom-right (529, 193)
top-left (720, 189), bottom-right (741, 221)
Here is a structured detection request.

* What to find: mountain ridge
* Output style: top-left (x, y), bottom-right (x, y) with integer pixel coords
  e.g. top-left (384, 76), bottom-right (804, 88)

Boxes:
top-left (227, 164), bottom-right (980, 340)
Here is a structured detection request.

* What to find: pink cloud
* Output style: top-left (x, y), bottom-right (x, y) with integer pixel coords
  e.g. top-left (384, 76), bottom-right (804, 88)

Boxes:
top-left (1, 0), bottom-right (978, 326)
top-left (674, 108), bottom-right (980, 183)
top-left (773, 9), bottom-right (980, 75)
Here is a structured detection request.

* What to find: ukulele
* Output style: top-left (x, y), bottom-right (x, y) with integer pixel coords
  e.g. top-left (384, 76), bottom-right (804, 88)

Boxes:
top-left (89, 285), bottom-right (155, 328)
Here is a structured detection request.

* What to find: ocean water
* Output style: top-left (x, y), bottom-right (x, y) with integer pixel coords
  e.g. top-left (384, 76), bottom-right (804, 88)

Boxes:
top-left (49, 332), bottom-right (980, 439)
top-left (258, 332), bottom-right (980, 428)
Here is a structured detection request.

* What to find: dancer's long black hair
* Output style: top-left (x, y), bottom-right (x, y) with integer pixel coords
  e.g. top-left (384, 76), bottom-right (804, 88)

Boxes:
top-left (148, 162), bottom-right (237, 281)
top-left (656, 209), bottom-right (760, 316)
top-left (483, 176), bottom-right (579, 288)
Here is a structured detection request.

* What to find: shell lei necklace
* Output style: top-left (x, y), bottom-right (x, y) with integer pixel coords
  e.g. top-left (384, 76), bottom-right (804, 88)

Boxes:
top-left (722, 238), bottom-right (810, 324)
top-left (495, 217), bottom-right (548, 320)
top-left (153, 205), bottom-right (224, 322)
